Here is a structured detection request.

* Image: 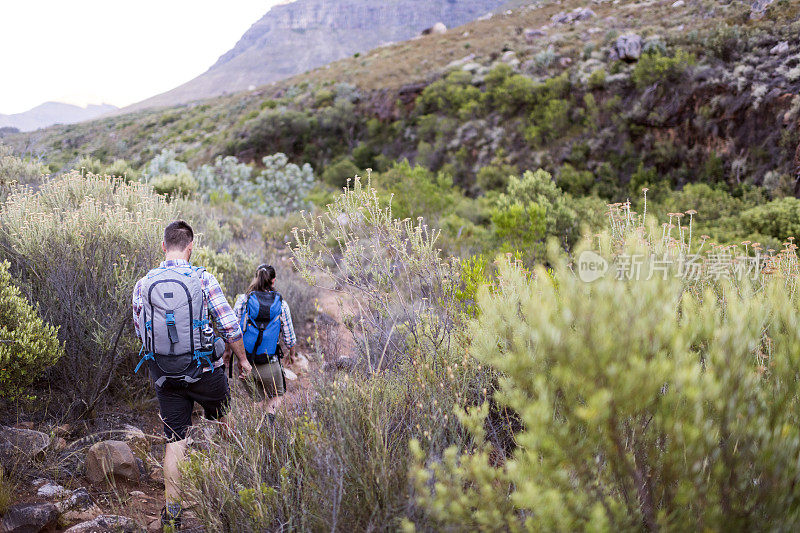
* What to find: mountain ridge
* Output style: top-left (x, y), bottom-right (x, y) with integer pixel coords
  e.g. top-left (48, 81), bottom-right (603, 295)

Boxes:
top-left (122, 0), bottom-right (508, 112)
top-left (0, 102), bottom-right (118, 132)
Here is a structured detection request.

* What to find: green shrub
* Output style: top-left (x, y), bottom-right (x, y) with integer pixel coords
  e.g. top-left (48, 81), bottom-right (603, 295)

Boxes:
top-left (525, 98), bottom-right (571, 146)
top-left (150, 171), bottom-right (199, 198)
top-left (491, 200), bottom-right (546, 256)
top-left (411, 250), bottom-right (800, 530)
top-left (75, 155), bottom-right (105, 175)
top-left (493, 170), bottom-right (580, 253)
top-left (322, 157), bottom-right (361, 189)
top-left (0, 260), bottom-right (62, 399)
top-left (631, 49), bottom-right (695, 89)
top-left (557, 163), bottom-right (594, 196)
top-left (475, 157), bottom-right (517, 192)
top-left (740, 197), bottom-right (800, 241)
top-left (416, 70), bottom-right (482, 117)
top-left (588, 68), bottom-right (607, 89)
top-left (237, 108), bottom-right (314, 159)
top-left (374, 161), bottom-right (460, 222)
top-left (351, 143), bottom-right (377, 170)
top-left (104, 159), bottom-right (140, 182)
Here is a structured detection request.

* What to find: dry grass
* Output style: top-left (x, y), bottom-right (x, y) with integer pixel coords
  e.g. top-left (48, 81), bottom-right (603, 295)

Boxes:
top-left (0, 466), bottom-right (13, 516)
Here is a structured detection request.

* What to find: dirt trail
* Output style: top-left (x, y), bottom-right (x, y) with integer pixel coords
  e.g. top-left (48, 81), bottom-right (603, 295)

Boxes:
top-left (315, 286), bottom-right (356, 358)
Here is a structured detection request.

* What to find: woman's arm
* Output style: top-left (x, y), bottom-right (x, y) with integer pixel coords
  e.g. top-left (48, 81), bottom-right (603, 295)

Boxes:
top-left (279, 299), bottom-right (297, 363)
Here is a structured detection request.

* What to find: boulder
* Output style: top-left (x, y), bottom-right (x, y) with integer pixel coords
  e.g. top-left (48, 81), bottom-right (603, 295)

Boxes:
top-left (36, 483), bottom-right (67, 498)
top-left (671, 0), bottom-right (685, 6)
top-left (0, 502), bottom-right (58, 533)
top-left (614, 34), bottom-right (643, 62)
top-left (750, 0), bottom-right (775, 18)
top-left (119, 425), bottom-right (150, 459)
top-left (771, 41), bottom-right (789, 55)
top-left (431, 22), bottom-right (447, 35)
top-left (63, 515), bottom-right (143, 533)
top-left (445, 54), bottom-right (476, 69)
top-left (524, 28), bottom-right (546, 43)
top-left (551, 7), bottom-right (595, 24)
top-left (61, 506), bottom-right (102, 527)
top-left (85, 441), bottom-right (138, 485)
top-left (56, 488), bottom-right (94, 514)
top-left (293, 353), bottom-right (311, 374)
top-left (461, 62), bottom-right (482, 73)
top-left (0, 426), bottom-right (50, 459)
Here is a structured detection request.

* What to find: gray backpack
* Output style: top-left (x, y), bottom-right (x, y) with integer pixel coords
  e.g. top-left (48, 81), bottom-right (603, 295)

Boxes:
top-left (134, 265), bottom-right (218, 387)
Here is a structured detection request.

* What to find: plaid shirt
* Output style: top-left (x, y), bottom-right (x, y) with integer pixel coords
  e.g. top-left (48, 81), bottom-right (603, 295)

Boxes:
top-left (132, 259), bottom-right (243, 344)
top-left (234, 292), bottom-right (296, 348)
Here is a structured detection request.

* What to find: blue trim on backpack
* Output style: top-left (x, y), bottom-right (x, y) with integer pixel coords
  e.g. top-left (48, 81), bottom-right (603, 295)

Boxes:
top-left (135, 345), bottom-right (154, 373)
top-left (193, 349), bottom-right (214, 369)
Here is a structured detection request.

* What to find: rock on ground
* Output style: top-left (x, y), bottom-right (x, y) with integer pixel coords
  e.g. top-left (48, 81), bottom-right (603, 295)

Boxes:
top-left (613, 34), bottom-right (643, 62)
top-left (551, 7), bottom-right (595, 24)
top-left (524, 28), bottom-right (546, 43)
top-left (56, 488), bottom-right (94, 514)
top-left (119, 425), bottom-right (150, 459)
top-left (0, 426), bottom-right (50, 459)
top-left (750, 0), bottom-right (775, 19)
top-left (63, 515), bottom-right (143, 533)
top-left (0, 502), bottom-right (58, 533)
top-left (771, 41), bottom-right (789, 55)
top-left (36, 483), bottom-right (67, 498)
top-left (85, 441), bottom-right (138, 485)
top-left (293, 353), bottom-right (311, 374)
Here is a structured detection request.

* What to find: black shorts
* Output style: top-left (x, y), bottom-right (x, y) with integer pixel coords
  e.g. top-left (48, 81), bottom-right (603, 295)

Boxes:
top-left (154, 366), bottom-right (230, 441)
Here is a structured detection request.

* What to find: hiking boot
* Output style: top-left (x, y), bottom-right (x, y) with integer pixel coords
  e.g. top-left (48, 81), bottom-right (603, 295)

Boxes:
top-left (161, 504), bottom-right (183, 530)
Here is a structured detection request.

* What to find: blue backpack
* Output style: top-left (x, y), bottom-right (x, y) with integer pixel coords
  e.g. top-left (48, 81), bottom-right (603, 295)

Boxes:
top-left (241, 291), bottom-right (283, 365)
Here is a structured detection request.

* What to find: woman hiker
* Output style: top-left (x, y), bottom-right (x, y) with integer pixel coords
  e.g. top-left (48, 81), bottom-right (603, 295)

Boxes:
top-left (233, 263), bottom-right (298, 423)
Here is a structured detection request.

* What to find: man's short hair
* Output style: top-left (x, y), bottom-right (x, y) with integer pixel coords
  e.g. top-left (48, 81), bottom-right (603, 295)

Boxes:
top-left (164, 220), bottom-right (194, 251)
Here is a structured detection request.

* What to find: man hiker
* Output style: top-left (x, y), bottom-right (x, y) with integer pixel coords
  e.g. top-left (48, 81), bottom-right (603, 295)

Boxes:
top-left (132, 220), bottom-right (252, 529)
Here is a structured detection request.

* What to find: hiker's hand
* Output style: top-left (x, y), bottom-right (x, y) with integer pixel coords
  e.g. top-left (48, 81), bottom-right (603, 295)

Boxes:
top-left (288, 346), bottom-right (297, 365)
top-left (238, 359), bottom-right (252, 380)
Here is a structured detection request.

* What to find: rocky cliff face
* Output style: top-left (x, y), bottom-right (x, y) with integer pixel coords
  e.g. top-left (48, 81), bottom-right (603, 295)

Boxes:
top-left (125, 0), bottom-right (506, 112)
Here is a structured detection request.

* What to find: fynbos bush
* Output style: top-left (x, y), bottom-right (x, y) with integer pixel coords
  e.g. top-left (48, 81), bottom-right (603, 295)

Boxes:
top-left (0, 172), bottom-right (173, 412)
top-left (0, 260), bottom-right (62, 399)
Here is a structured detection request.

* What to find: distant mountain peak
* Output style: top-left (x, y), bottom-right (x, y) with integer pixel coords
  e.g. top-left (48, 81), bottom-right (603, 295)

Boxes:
top-left (0, 102), bottom-right (118, 132)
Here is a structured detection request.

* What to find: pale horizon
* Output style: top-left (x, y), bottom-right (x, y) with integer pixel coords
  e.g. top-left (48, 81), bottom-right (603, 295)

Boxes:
top-left (0, 1), bottom-right (285, 115)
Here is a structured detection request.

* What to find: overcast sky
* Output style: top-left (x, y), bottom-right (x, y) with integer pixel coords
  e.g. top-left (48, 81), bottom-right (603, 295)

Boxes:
top-left (0, 1), bottom-right (285, 114)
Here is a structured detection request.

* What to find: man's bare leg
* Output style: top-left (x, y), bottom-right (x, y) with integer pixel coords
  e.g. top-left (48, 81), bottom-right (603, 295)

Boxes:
top-left (164, 438), bottom-right (188, 506)
top-left (266, 395), bottom-right (283, 414)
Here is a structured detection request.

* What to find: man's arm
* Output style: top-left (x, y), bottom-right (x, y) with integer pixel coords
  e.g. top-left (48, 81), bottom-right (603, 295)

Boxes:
top-left (204, 272), bottom-right (251, 377)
